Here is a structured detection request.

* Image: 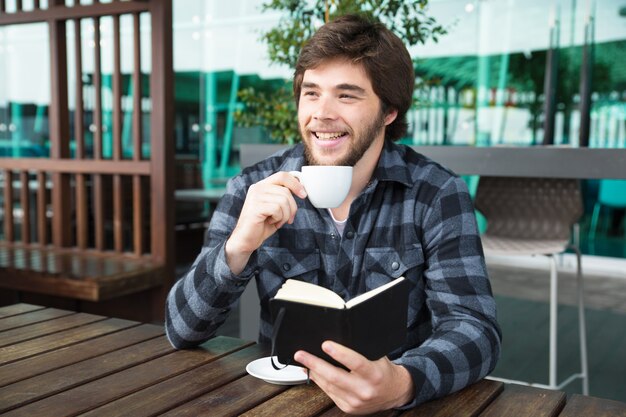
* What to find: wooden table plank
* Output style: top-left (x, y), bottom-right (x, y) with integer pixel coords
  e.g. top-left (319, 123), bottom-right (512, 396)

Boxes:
top-left (559, 394), bottom-right (626, 417)
top-left (478, 384), bottom-right (566, 417)
top-left (2, 336), bottom-right (252, 417)
top-left (0, 312), bottom-right (105, 347)
top-left (0, 304), bottom-right (45, 318)
top-left (0, 336), bottom-right (175, 413)
top-left (240, 382), bottom-right (335, 417)
top-left (0, 308), bottom-right (76, 332)
top-left (309, 379), bottom-right (504, 417)
top-left (80, 344), bottom-right (268, 416)
top-left (160, 375), bottom-right (289, 417)
top-left (0, 323), bottom-right (162, 387)
top-left (0, 318), bottom-right (136, 365)
top-left (401, 379), bottom-right (504, 417)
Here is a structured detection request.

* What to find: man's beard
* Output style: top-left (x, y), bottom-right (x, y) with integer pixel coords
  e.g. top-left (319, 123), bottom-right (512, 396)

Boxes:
top-left (301, 111), bottom-right (386, 167)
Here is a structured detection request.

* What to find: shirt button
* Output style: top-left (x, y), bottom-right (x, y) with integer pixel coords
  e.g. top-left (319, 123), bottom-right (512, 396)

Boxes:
top-left (346, 231), bottom-right (354, 239)
top-left (391, 261), bottom-right (400, 271)
top-left (282, 263), bottom-right (291, 272)
top-left (330, 233), bottom-right (337, 239)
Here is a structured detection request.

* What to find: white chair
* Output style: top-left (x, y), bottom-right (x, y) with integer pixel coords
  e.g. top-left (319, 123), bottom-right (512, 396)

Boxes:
top-left (475, 176), bottom-right (589, 395)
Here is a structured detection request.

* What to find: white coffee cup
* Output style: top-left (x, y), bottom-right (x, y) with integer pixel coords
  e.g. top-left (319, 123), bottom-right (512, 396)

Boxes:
top-left (289, 166), bottom-right (352, 208)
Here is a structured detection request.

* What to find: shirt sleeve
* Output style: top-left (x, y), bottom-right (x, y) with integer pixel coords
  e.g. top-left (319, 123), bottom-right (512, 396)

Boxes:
top-left (393, 175), bottom-right (502, 408)
top-left (164, 175), bottom-right (258, 349)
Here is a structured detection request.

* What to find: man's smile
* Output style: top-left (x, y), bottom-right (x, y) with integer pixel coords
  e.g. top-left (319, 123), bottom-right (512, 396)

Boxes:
top-left (314, 131), bottom-right (348, 140)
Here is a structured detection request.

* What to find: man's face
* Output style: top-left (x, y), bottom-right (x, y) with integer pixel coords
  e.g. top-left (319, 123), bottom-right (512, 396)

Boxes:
top-left (297, 59), bottom-right (394, 167)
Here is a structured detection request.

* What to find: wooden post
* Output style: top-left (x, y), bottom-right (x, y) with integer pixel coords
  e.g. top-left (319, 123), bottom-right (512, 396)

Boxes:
top-left (150, 0), bottom-right (175, 318)
top-left (48, 0), bottom-right (72, 247)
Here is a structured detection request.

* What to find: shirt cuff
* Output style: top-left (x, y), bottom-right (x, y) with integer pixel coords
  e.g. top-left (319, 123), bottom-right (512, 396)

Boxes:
top-left (392, 356), bottom-right (436, 410)
top-left (213, 242), bottom-right (258, 287)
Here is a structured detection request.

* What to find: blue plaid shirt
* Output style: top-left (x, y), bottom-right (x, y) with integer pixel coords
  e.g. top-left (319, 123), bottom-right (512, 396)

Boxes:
top-left (166, 140), bottom-right (501, 407)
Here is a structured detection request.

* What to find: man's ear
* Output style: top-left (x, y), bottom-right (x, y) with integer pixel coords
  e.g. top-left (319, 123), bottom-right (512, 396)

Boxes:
top-left (384, 109), bottom-right (398, 126)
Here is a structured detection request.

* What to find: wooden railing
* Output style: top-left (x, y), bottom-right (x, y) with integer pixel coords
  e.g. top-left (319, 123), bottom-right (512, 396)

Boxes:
top-left (0, 0), bottom-right (174, 322)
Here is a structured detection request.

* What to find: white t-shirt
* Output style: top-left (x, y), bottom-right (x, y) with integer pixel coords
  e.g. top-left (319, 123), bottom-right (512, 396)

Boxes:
top-left (327, 209), bottom-right (348, 236)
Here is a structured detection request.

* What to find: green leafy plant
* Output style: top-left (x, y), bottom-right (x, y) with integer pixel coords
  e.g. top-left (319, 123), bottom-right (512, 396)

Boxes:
top-left (235, 0), bottom-right (447, 144)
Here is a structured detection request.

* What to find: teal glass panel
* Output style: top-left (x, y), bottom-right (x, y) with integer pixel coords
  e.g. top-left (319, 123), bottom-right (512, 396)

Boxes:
top-left (0, 23), bottom-right (50, 157)
top-left (172, 0), bottom-right (290, 189)
top-left (66, 13), bottom-right (151, 160)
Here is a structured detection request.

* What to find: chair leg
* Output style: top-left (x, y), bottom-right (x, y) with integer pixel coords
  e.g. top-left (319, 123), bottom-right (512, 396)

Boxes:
top-left (548, 254), bottom-right (558, 389)
top-left (572, 223), bottom-right (580, 249)
top-left (574, 247), bottom-right (590, 395)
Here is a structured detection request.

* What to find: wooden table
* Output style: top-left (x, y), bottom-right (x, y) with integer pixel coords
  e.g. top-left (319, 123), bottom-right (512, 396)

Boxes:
top-left (1, 304), bottom-right (625, 417)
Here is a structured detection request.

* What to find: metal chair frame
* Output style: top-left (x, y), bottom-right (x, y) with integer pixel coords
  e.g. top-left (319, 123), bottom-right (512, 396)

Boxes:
top-left (476, 177), bottom-right (589, 395)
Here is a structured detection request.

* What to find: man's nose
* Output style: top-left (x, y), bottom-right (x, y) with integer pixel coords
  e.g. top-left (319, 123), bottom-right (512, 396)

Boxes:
top-left (313, 96), bottom-right (337, 120)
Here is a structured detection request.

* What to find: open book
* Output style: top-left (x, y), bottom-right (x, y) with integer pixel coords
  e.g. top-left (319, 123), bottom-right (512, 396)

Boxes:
top-left (270, 277), bottom-right (409, 367)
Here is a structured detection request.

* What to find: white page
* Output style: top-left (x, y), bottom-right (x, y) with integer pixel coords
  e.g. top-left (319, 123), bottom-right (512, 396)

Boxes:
top-left (274, 279), bottom-right (346, 309)
top-left (345, 277), bottom-right (405, 309)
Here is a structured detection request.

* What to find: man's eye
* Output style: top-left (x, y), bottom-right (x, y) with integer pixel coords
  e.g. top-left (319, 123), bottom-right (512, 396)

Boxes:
top-left (303, 91), bottom-right (317, 96)
top-left (339, 94), bottom-right (355, 99)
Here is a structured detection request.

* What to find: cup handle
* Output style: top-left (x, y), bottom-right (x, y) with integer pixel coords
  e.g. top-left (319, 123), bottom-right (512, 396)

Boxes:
top-left (289, 171), bottom-right (302, 182)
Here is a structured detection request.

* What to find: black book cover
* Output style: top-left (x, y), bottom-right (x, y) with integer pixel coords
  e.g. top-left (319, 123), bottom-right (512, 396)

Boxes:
top-left (269, 278), bottom-right (410, 368)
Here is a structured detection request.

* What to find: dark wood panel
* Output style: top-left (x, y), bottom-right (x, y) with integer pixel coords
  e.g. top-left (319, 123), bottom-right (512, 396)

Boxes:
top-left (0, 337), bottom-right (174, 413)
top-left (401, 379), bottom-right (504, 417)
top-left (49, 4), bottom-right (71, 248)
top-left (160, 375), bottom-right (288, 417)
top-left (0, 323), bottom-right (160, 387)
top-left (0, 249), bottom-right (163, 301)
top-left (112, 12), bottom-right (122, 162)
top-left (1, 336), bottom-right (251, 417)
top-left (132, 11), bottom-right (142, 161)
top-left (0, 312), bottom-right (104, 348)
top-left (113, 175), bottom-right (124, 252)
top-left (148, 0), bottom-right (175, 321)
top-left (132, 175), bottom-right (144, 255)
top-left (559, 394), bottom-right (626, 417)
top-left (36, 172), bottom-right (47, 245)
top-left (19, 171), bottom-right (30, 244)
top-left (3, 170), bottom-right (14, 241)
top-left (0, 317), bottom-right (134, 365)
top-left (0, 304), bottom-right (44, 318)
top-left (0, 1), bottom-right (149, 25)
top-left (0, 159), bottom-right (151, 175)
top-left (76, 173), bottom-right (88, 249)
top-left (0, 308), bottom-right (75, 331)
top-left (80, 344), bottom-right (268, 416)
top-left (479, 384), bottom-right (565, 417)
top-left (240, 383), bottom-right (335, 417)
top-left (73, 17), bottom-right (85, 160)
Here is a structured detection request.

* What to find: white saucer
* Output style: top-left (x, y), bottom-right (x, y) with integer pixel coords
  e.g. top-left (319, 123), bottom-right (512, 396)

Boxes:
top-left (246, 356), bottom-right (308, 385)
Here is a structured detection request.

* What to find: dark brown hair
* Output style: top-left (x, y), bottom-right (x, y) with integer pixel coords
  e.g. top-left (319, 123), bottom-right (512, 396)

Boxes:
top-left (293, 14), bottom-right (415, 141)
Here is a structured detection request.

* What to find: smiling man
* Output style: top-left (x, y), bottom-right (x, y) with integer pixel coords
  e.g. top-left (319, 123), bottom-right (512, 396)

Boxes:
top-left (165, 14), bottom-right (501, 414)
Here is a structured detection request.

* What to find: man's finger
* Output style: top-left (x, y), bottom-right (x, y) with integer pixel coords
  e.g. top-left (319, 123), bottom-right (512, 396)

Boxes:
top-left (321, 341), bottom-right (372, 375)
top-left (294, 350), bottom-right (354, 399)
top-left (265, 171), bottom-right (307, 199)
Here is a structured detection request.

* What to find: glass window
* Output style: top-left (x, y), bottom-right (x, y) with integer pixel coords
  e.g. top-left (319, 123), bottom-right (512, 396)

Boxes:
top-left (0, 23), bottom-right (50, 157)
